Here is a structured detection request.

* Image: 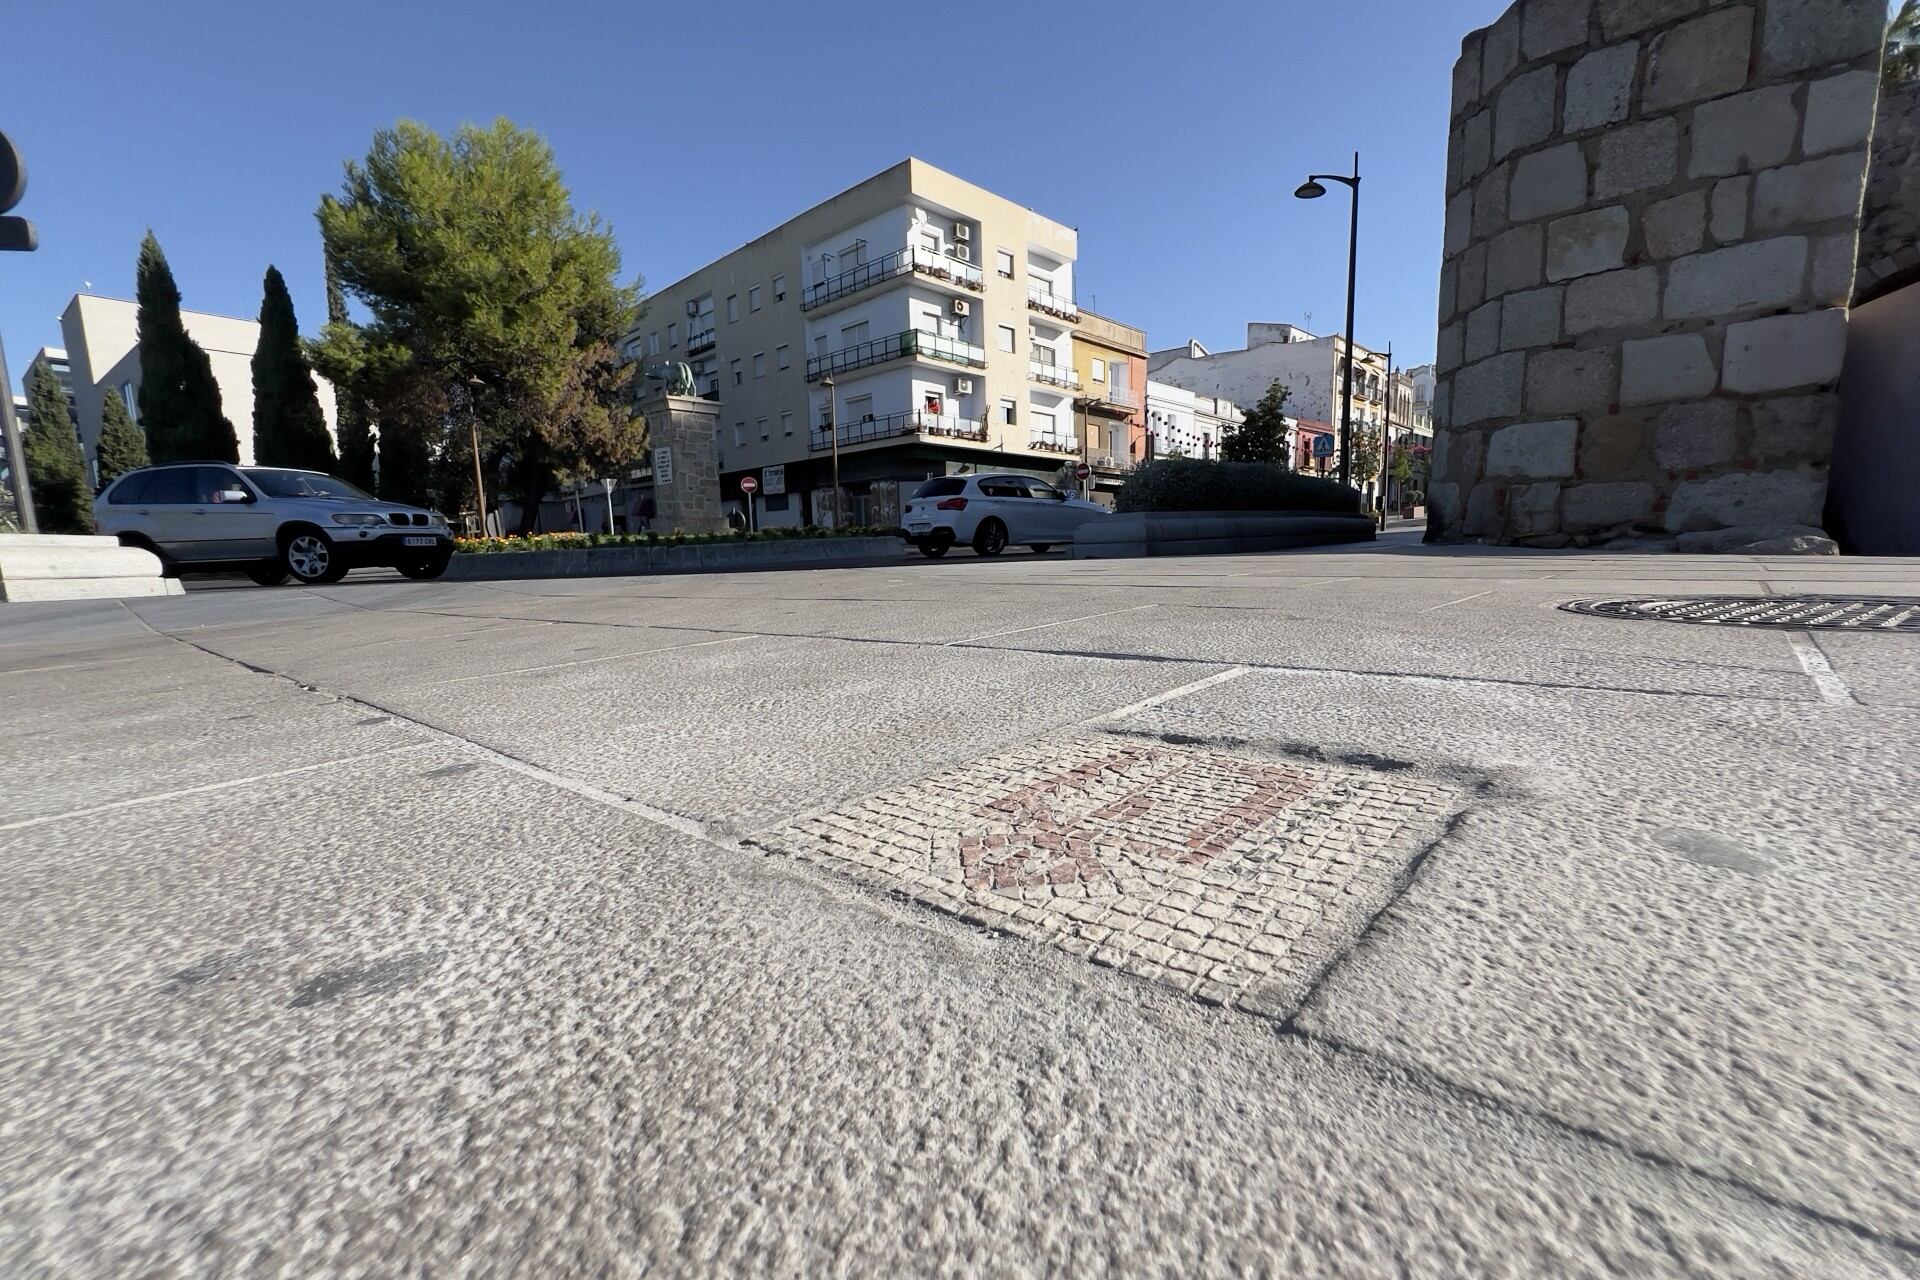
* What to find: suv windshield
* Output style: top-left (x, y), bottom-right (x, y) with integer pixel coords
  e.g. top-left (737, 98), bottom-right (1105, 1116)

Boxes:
top-left (913, 477), bottom-right (967, 498)
top-left (246, 469), bottom-right (375, 500)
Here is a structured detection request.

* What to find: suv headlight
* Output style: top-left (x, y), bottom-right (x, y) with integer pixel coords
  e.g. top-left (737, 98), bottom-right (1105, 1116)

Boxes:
top-left (331, 513), bottom-right (388, 526)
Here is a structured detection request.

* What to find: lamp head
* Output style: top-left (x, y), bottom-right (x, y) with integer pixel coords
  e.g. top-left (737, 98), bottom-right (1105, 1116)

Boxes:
top-left (1294, 180), bottom-right (1327, 200)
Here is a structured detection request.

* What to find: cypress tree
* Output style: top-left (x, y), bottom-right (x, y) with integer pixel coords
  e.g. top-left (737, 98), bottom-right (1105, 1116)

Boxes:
top-left (22, 362), bottom-right (93, 533)
top-left (252, 265), bottom-right (338, 471)
top-left (1221, 381), bottom-right (1293, 465)
top-left (95, 387), bottom-right (150, 486)
top-left (324, 238), bottom-right (377, 488)
top-left (136, 232), bottom-right (239, 463)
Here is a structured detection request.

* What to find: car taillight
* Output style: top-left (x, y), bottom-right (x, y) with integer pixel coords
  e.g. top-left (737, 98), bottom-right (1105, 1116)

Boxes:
top-left (937, 497), bottom-right (968, 511)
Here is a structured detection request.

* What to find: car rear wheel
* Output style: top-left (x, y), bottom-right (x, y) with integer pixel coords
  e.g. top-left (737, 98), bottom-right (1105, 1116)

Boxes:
top-left (972, 519), bottom-right (1008, 556)
top-left (918, 529), bottom-right (953, 559)
top-left (246, 563), bottom-right (289, 586)
top-left (396, 551), bottom-right (452, 580)
top-left (282, 529), bottom-right (347, 584)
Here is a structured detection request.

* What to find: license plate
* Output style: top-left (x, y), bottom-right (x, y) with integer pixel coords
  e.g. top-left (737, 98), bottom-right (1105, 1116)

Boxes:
top-left (908, 523), bottom-right (931, 534)
top-left (403, 536), bottom-right (437, 547)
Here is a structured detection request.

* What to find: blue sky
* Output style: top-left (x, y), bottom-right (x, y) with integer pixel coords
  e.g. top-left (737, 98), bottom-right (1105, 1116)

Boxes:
top-left (4, 0), bottom-right (1509, 394)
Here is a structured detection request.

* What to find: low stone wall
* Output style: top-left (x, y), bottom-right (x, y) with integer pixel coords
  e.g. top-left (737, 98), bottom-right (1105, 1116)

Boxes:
top-left (1856, 79), bottom-right (1920, 305)
top-left (1430, 0), bottom-right (1886, 546)
top-left (443, 536), bottom-right (908, 580)
top-left (1071, 512), bottom-right (1376, 559)
top-left (0, 534), bottom-right (182, 603)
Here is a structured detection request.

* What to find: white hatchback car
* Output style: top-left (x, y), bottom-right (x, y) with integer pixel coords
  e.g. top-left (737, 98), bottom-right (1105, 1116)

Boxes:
top-left (902, 474), bottom-right (1110, 558)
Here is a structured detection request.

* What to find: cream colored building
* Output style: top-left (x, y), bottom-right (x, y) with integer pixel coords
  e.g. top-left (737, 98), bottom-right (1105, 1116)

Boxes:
top-left (629, 158), bottom-right (1082, 528)
top-left (58, 293), bottom-right (338, 477)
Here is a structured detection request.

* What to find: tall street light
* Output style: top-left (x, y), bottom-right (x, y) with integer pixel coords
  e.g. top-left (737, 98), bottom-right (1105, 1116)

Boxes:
top-left (822, 373), bottom-right (841, 529)
top-left (465, 375), bottom-right (490, 537)
top-left (1295, 152), bottom-right (1360, 491)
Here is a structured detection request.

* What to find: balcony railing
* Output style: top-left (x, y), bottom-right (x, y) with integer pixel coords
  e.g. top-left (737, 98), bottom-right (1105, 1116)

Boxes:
top-left (1027, 285), bottom-right (1079, 321)
top-left (801, 245), bottom-right (985, 311)
top-left (1028, 433), bottom-right (1081, 456)
top-left (810, 409), bottom-right (989, 452)
top-left (1082, 381), bottom-right (1138, 411)
top-left (1028, 358), bottom-right (1081, 389)
top-left (805, 329), bottom-right (985, 382)
top-left (687, 326), bottom-right (716, 354)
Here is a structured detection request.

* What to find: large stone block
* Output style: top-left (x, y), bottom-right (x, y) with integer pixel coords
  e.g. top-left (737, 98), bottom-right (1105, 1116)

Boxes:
top-left (1564, 480), bottom-right (1658, 528)
top-left (1433, 426), bottom-right (1488, 483)
top-left (1663, 237), bottom-right (1809, 319)
top-left (1487, 223), bottom-right (1546, 297)
top-left (1759, 0), bottom-right (1885, 76)
top-left (1494, 66), bottom-right (1560, 160)
top-left (1454, 351), bottom-right (1527, 425)
top-left (1524, 0), bottom-right (1594, 58)
top-left (1501, 285), bottom-right (1565, 349)
top-left (1642, 190), bottom-right (1706, 258)
top-left (1599, 0), bottom-right (1701, 40)
top-left (1453, 42), bottom-right (1483, 117)
top-left (1803, 71), bottom-right (1879, 155)
top-left (1644, 7), bottom-right (1753, 111)
top-left (1709, 176), bottom-right (1750, 243)
top-left (1482, 5), bottom-right (1523, 89)
top-left (1594, 117), bottom-right (1679, 198)
top-left (1809, 232), bottom-right (1858, 306)
top-left (1546, 206), bottom-right (1630, 281)
top-left (1438, 259), bottom-right (1459, 321)
top-left (1487, 418), bottom-right (1579, 478)
top-left (1466, 299), bottom-right (1504, 363)
top-left (1437, 319), bottom-right (1466, 373)
top-left (1525, 348), bottom-right (1616, 415)
top-left (1427, 481), bottom-right (1464, 534)
top-left (1507, 481), bottom-right (1564, 534)
top-left (1690, 85), bottom-right (1800, 178)
top-left (1565, 266), bottom-right (1660, 333)
top-left (1509, 143), bottom-right (1588, 221)
top-left (1458, 241), bottom-right (1489, 311)
top-left (1579, 413), bottom-right (1647, 478)
top-left (1474, 162), bottom-right (1513, 238)
top-left (1445, 189), bottom-right (1473, 256)
top-left (1465, 480), bottom-right (1504, 535)
top-left (1621, 333), bottom-right (1717, 404)
top-left (1563, 42), bottom-right (1638, 132)
top-left (1750, 393), bottom-right (1838, 462)
top-left (1463, 109), bottom-right (1494, 179)
top-left (1720, 309), bottom-right (1848, 393)
top-left (1663, 469), bottom-right (1826, 531)
top-left (1652, 399), bottom-right (1738, 470)
top-left (1751, 152), bottom-right (1869, 233)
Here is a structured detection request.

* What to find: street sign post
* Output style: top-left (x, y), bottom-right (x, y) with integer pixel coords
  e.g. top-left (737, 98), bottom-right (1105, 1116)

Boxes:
top-left (1312, 434), bottom-right (1334, 458)
top-left (739, 474), bottom-right (758, 534)
top-left (600, 477), bottom-right (616, 533)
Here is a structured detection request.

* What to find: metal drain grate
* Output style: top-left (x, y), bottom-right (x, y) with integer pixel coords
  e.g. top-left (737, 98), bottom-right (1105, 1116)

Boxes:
top-left (1562, 596), bottom-right (1920, 631)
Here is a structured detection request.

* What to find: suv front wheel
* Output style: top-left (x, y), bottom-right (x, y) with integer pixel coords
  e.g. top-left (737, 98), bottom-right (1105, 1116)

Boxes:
top-left (282, 528), bottom-right (348, 585)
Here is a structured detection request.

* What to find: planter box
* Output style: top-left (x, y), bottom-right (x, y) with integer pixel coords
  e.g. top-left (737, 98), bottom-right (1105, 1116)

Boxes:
top-left (1070, 511), bottom-right (1375, 560)
top-left (445, 535), bottom-right (908, 580)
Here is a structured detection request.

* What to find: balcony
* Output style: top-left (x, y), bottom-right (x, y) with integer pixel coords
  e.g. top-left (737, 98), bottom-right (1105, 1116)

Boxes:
top-left (1028, 433), bottom-right (1081, 456)
top-left (805, 329), bottom-right (986, 382)
top-left (1026, 285), bottom-right (1079, 322)
top-left (801, 245), bottom-right (985, 312)
top-left (1080, 381), bottom-right (1138, 415)
top-left (810, 408), bottom-right (989, 452)
top-left (1028, 358), bottom-right (1081, 390)
top-left (687, 326), bottom-right (716, 355)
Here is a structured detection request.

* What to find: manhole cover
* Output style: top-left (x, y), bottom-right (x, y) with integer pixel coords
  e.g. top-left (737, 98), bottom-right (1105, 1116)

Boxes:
top-left (763, 735), bottom-right (1460, 1020)
top-left (1562, 596), bottom-right (1920, 631)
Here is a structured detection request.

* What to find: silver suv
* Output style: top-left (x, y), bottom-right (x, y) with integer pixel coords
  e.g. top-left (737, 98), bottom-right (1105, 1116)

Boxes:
top-left (94, 463), bottom-right (453, 585)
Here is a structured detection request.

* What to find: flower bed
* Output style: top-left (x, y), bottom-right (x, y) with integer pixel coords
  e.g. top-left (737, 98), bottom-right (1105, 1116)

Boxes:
top-left (456, 526), bottom-right (886, 554)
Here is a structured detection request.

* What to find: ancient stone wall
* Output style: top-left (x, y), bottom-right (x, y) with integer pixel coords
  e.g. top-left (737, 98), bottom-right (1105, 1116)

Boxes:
top-left (1429, 0), bottom-right (1885, 545)
top-left (1855, 79), bottom-right (1920, 305)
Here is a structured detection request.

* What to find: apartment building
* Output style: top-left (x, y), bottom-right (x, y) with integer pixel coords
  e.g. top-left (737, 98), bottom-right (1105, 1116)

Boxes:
top-left (628, 158), bottom-right (1083, 528)
top-left (1143, 381), bottom-right (1245, 460)
top-left (1070, 309), bottom-right (1147, 503)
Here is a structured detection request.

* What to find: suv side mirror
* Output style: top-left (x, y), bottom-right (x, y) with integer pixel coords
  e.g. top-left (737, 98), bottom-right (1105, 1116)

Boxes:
top-left (217, 488), bottom-right (252, 504)
top-left (1050, 490), bottom-right (1066, 500)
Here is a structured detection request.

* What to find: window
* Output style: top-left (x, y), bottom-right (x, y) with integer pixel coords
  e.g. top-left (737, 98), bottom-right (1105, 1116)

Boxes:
top-left (141, 468), bottom-right (197, 504)
top-left (999, 398), bottom-right (1017, 426)
top-left (766, 493), bottom-right (790, 513)
top-left (1091, 358), bottom-right (1105, 383)
top-left (781, 410), bottom-right (793, 436)
top-left (840, 242), bottom-right (865, 267)
top-left (776, 344), bottom-right (790, 370)
top-left (841, 320), bottom-right (869, 347)
top-left (749, 286), bottom-right (762, 312)
top-left (920, 228), bottom-right (940, 255)
top-left (758, 416), bottom-right (769, 440)
top-left (726, 295), bottom-right (739, 323)
top-left (108, 470), bottom-right (153, 504)
top-left (731, 358), bottom-right (743, 386)
top-left (1031, 409), bottom-right (1057, 438)
top-left (914, 477), bottom-right (966, 498)
top-left (995, 249), bottom-right (1015, 278)
top-left (772, 273), bottom-right (786, 302)
top-left (846, 393), bottom-right (873, 422)
top-left (648, 332), bottom-right (661, 356)
top-left (923, 392), bottom-right (944, 415)
top-left (119, 381), bottom-right (137, 416)
top-left (247, 470), bottom-right (371, 499)
top-left (734, 421), bottom-right (745, 447)
top-left (753, 352), bottom-right (765, 379)
top-left (668, 322), bottom-right (679, 347)
top-left (997, 325), bottom-right (1016, 353)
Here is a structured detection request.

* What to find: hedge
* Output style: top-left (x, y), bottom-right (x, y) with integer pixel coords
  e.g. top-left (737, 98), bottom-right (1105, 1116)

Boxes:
top-left (1114, 460), bottom-right (1361, 515)
top-left (456, 526), bottom-right (887, 554)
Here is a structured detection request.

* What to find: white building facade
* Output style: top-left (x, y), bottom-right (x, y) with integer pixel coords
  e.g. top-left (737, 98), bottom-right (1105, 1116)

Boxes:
top-left (1144, 381), bottom-right (1246, 459)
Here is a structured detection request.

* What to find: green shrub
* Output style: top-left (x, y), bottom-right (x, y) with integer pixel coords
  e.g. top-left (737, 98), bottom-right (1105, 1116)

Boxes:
top-left (1114, 459), bottom-right (1360, 515)
top-left (455, 526), bottom-right (887, 554)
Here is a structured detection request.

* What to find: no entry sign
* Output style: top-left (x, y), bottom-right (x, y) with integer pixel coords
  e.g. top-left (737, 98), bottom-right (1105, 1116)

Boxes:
top-left (740, 475), bottom-right (759, 494)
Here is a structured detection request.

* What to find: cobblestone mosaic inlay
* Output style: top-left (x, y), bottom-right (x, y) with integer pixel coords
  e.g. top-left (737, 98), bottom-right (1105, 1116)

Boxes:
top-left (767, 734), bottom-right (1461, 1018)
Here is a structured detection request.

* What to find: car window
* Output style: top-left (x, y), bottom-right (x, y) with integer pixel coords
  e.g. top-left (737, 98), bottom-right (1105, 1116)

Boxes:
top-left (192, 467), bottom-right (248, 503)
top-left (977, 477), bottom-right (1028, 498)
top-left (245, 469), bottom-right (374, 500)
top-left (142, 468), bottom-right (198, 504)
top-left (912, 477), bottom-right (966, 499)
top-left (1026, 480), bottom-right (1064, 501)
top-left (108, 472), bottom-right (153, 504)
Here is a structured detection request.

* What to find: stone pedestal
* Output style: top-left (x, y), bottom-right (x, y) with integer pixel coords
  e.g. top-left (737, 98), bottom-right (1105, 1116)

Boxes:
top-left (639, 392), bottom-right (725, 535)
top-left (0, 534), bottom-right (182, 602)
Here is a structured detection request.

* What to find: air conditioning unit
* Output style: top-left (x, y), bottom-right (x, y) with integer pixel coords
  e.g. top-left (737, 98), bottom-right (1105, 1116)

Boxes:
top-left (685, 300), bottom-right (700, 316)
top-left (950, 298), bottom-right (971, 317)
top-left (955, 377), bottom-right (974, 395)
top-left (953, 224), bottom-right (972, 243)
top-left (950, 244), bottom-right (971, 263)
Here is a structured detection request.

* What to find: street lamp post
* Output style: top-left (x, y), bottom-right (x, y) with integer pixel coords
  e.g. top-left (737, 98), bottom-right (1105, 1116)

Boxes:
top-left (465, 376), bottom-right (490, 537)
top-left (822, 373), bottom-right (841, 529)
top-left (1295, 152), bottom-right (1361, 492)
top-left (1380, 342), bottom-right (1394, 530)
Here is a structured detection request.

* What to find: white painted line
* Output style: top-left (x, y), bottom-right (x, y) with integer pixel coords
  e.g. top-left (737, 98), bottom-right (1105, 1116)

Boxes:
top-left (946, 603), bottom-right (1157, 646)
top-left (417, 633), bottom-right (760, 687)
top-left (1420, 589), bottom-right (1494, 613)
top-left (1786, 632), bottom-right (1858, 706)
top-left (1093, 666), bottom-right (1253, 724)
top-left (0, 745), bottom-right (433, 833)
top-left (2, 655), bottom-right (146, 677)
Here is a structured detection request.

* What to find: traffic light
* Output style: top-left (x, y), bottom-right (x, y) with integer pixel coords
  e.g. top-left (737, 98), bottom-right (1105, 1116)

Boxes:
top-left (0, 131), bottom-right (36, 252)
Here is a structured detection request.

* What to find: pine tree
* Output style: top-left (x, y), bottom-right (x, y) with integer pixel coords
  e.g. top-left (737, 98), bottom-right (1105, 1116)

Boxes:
top-left (95, 388), bottom-right (149, 485)
top-left (1221, 380), bottom-right (1292, 464)
top-left (324, 239), bottom-right (378, 488)
top-left (251, 266), bottom-right (338, 471)
top-left (136, 232), bottom-right (239, 463)
top-left (22, 362), bottom-right (92, 533)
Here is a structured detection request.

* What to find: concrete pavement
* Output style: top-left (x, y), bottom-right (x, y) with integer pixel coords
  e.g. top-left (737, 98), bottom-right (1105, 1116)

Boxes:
top-left (3, 530), bottom-right (1917, 1276)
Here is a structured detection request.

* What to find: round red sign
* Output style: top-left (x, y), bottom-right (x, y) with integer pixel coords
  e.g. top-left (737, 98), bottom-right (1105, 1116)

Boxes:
top-left (740, 475), bottom-right (759, 493)
top-left (1073, 462), bottom-right (1092, 480)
